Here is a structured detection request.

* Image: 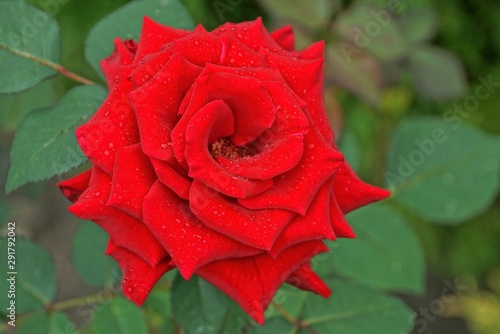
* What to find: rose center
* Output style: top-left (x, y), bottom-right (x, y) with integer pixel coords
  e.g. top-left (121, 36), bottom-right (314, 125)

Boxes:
top-left (210, 137), bottom-right (253, 160)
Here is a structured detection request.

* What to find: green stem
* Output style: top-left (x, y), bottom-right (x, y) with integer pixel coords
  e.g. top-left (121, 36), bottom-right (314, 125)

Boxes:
top-left (271, 300), bottom-right (298, 325)
top-left (49, 292), bottom-right (117, 312)
top-left (0, 43), bottom-right (96, 86)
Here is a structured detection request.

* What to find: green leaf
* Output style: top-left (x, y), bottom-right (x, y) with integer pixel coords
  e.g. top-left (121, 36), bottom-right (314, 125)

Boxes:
top-left (85, 0), bottom-right (195, 76)
top-left (386, 117), bottom-right (500, 223)
top-left (18, 312), bottom-right (78, 334)
top-left (0, 199), bottom-right (11, 229)
top-left (144, 289), bottom-right (171, 316)
top-left (171, 274), bottom-right (230, 334)
top-left (144, 289), bottom-right (174, 333)
top-left (270, 285), bottom-right (309, 320)
top-left (253, 318), bottom-right (293, 333)
top-left (92, 297), bottom-right (148, 334)
top-left (335, 4), bottom-right (408, 61)
top-left (333, 204), bottom-right (424, 294)
top-left (217, 299), bottom-right (258, 334)
top-left (327, 44), bottom-right (382, 105)
top-left (339, 131), bottom-right (361, 173)
top-left (0, 79), bottom-right (59, 132)
top-left (302, 279), bottom-right (414, 334)
top-left (258, 0), bottom-right (332, 28)
top-left (6, 85), bottom-right (107, 193)
top-left (0, 0), bottom-right (61, 93)
top-left (400, 7), bottom-right (438, 43)
top-left (72, 221), bottom-right (120, 288)
top-left (0, 238), bottom-right (56, 313)
top-left (409, 45), bottom-right (468, 100)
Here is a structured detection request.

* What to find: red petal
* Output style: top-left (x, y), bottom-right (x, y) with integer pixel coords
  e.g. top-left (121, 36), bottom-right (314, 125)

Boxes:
top-left (172, 31), bottom-right (223, 66)
top-left (184, 100), bottom-right (273, 198)
top-left (266, 52), bottom-right (335, 143)
top-left (270, 25), bottom-right (295, 51)
top-left (172, 73), bottom-right (277, 166)
top-left (190, 180), bottom-right (294, 250)
top-left (105, 239), bottom-right (175, 306)
top-left (143, 181), bottom-right (260, 279)
top-left (330, 191), bottom-right (355, 238)
top-left (291, 40), bottom-right (324, 60)
top-left (100, 37), bottom-right (137, 89)
top-left (69, 167), bottom-right (168, 267)
top-left (269, 179), bottom-right (335, 257)
top-left (75, 74), bottom-right (139, 174)
top-left (333, 162), bottom-right (391, 214)
top-left (150, 158), bottom-right (191, 200)
top-left (129, 53), bottom-right (202, 160)
top-left (286, 262), bottom-right (331, 297)
top-left (134, 16), bottom-right (189, 63)
top-left (107, 144), bottom-right (156, 219)
top-left (213, 18), bottom-right (283, 53)
top-left (217, 134), bottom-right (304, 180)
top-left (198, 63), bottom-right (283, 82)
top-left (218, 34), bottom-right (268, 67)
top-left (196, 240), bottom-right (329, 325)
top-left (239, 126), bottom-right (343, 215)
top-left (128, 44), bottom-right (175, 87)
top-left (57, 169), bottom-right (92, 203)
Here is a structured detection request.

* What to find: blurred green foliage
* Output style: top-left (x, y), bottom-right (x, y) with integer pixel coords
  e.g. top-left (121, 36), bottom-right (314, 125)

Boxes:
top-left (1, 0), bottom-right (499, 333)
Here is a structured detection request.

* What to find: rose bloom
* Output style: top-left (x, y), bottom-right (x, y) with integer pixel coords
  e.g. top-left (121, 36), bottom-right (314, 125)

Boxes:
top-left (58, 17), bottom-right (389, 324)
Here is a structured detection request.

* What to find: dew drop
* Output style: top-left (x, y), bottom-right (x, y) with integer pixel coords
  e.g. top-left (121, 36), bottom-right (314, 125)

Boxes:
top-left (308, 144), bottom-right (315, 150)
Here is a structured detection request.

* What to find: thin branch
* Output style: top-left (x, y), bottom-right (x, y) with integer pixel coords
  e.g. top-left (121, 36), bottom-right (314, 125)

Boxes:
top-left (48, 292), bottom-right (117, 312)
top-left (0, 43), bottom-right (96, 86)
top-left (271, 300), bottom-right (298, 325)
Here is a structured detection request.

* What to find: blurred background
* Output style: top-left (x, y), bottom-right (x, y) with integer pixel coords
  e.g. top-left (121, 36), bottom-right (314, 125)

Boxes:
top-left (1, 0), bottom-right (499, 333)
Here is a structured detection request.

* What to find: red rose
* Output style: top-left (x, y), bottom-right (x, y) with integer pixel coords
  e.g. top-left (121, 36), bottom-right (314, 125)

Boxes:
top-left (58, 17), bottom-right (389, 324)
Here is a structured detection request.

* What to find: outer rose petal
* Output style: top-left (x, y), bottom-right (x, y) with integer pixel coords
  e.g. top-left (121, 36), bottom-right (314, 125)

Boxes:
top-left (334, 162), bottom-right (391, 214)
top-left (270, 25), bottom-right (295, 51)
top-left (100, 38), bottom-right (137, 89)
top-left (57, 169), bottom-right (92, 203)
top-left (76, 72), bottom-right (139, 174)
top-left (108, 144), bottom-right (156, 219)
top-left (105, 239), bottom-right (175, 305)
top-left (172, 31), bottom-right (224, 66)
top-left (196, 240), bottom-right (329, 325)
top-left (269, 179), bottom-right (335, 258)
top-left (129, 53), bottom-right (203, 160)
top-left (213, 18), bottom-right (283, 53)
top-left (286, 262), bottom-right (331, 297)
top-left (190, 180), bottom-right (295, 251)
top-left (143, 181), bottom-right (261, 279)
top-left (218, 35), bottom-right (268, 67)
top-left (330, 191), bottom-right (355, 238)
top-left (69, 167), bottom-right (168, 267)
top-left (133, 16), bottom-right (189, 63)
